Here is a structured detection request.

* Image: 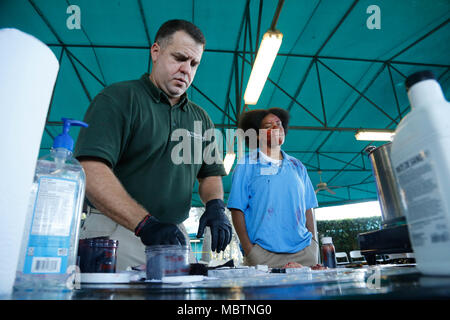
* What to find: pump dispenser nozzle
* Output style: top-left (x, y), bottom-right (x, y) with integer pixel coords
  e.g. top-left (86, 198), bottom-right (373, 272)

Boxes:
top-left (52, 117), bottom-right (88, 151)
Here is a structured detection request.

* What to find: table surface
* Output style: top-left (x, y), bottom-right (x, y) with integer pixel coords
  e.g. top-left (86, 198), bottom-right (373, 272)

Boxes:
top-left (10, 264), bottom-right (450, 300)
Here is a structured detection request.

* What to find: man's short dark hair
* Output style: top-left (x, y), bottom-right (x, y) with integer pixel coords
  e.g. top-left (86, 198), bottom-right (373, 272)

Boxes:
top-left (155, 19), bottom-right (206, 48)
top-left (238, 107), bottom-right (290, 147)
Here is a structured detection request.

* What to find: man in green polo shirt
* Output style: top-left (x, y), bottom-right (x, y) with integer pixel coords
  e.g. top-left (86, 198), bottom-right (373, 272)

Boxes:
top-left (74, 19), bottom-right (232, 270)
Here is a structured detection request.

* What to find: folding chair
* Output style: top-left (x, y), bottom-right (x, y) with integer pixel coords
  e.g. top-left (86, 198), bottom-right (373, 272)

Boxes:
top-left (335, 252), bottom-right (350, 265)
top-left (349, 250), bottom-right (366, 263)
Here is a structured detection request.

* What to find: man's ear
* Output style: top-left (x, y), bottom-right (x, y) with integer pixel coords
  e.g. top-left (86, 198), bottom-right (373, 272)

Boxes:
top-left (150, 42), bottom-right (161, 63)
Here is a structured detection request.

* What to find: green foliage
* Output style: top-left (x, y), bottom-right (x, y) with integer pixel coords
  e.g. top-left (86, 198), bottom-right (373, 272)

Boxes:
top-left (317, 216), bottom-right (382, 254)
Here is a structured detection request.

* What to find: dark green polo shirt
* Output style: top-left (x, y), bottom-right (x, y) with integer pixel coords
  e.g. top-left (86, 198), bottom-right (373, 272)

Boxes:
top-left (74, 73), bottom-right (226, 224)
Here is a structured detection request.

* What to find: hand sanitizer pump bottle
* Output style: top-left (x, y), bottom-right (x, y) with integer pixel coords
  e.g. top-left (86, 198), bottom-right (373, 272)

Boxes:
top-left (15, 118), bottom-right (88, 290)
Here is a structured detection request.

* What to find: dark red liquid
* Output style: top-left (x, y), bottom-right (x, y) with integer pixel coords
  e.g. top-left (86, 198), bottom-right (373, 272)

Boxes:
top-left (321, 244), bottom-right (337, 268)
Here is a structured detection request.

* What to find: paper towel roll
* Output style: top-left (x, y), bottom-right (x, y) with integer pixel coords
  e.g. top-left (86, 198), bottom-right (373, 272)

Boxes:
top-left (0, 28), bottom-right (59, 297)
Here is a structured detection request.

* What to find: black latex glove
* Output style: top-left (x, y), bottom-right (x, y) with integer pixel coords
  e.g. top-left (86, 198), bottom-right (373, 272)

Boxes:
top-left (135, 215), bottom-right (186, 246)
top-left (196, 199), bottom-right (232, 253)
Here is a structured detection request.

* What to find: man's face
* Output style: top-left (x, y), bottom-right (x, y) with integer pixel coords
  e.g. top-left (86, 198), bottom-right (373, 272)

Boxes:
top-left (150, 30), bottom-right (204, 103)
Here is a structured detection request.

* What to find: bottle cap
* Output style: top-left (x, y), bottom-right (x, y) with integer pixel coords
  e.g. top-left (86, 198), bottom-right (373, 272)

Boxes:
top-left (322, 237), bottom-right (333, 245)
top-left (405, 70), bottom-right (436, 91)
top-left (53, 117), bottom-right (88, 151)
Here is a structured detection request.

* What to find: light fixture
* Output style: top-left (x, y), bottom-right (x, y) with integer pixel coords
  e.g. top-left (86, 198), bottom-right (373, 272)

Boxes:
top-left (223, 152), bottom-right (236, 175)
top-left (243, 0), bottom-right (285, 105)
top-left (244, 31), bottom-right (283, 105)
top-left (355, 129), bottom-right (395, 141)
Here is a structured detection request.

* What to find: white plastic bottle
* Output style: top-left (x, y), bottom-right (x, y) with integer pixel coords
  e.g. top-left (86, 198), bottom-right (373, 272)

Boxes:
top-left (15, 118), bottom-right (88, 290)
top-left (390, 71), bottom-right (450, 276)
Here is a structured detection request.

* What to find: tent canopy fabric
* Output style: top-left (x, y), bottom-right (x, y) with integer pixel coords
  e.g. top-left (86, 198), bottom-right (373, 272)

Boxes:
top-left (1, 0), bottom-right (449, 208)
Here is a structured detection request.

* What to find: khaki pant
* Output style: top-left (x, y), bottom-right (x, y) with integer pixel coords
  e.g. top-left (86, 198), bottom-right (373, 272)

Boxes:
top-left (80, 209), bottom-right (196, 271)
top-left (243, 239), bottom-right (319, 268)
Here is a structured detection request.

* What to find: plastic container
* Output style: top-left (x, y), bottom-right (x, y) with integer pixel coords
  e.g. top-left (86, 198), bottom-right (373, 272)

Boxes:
top-left (78, 237), bottom-right (118, 273)
top-left (390, 70), bottom-right (450, 276)
top-left (14, 118), bottom-right (88, 290)
top-left (145, 245), bottom-right (190, 280)
top-left (321, 237), bottom-right (337, 268)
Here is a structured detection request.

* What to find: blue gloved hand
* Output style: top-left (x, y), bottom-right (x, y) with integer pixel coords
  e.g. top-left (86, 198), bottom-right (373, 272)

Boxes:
top-left (196, 199), bottom-right (232, 253)
top-left (135, 215), bottom-right (186, 246)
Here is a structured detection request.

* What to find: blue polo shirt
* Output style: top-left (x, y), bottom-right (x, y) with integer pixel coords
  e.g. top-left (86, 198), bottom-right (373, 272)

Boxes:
top-left (227, 149), bottom-right (318, 253)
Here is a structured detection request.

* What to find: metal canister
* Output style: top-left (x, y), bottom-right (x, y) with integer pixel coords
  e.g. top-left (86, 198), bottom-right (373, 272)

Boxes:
top-left (366, 143), bottom-right (406, 228)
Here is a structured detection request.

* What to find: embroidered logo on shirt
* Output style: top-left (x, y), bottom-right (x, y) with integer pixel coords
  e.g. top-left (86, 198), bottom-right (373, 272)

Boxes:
top-left (186, 130), bottom-right (206, 141)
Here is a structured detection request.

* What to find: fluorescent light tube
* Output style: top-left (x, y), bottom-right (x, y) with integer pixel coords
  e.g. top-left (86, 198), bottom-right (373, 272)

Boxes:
top-left (223, 152), bottom-right (236, 175)
top-left (244, 30), bottom-right (283, 105)
top-left (355, 130), bottom-right (395, 141)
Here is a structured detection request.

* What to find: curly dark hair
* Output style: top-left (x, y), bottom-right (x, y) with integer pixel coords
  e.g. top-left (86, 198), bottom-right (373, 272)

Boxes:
top-left (237, 107), bottom-right (290, 148)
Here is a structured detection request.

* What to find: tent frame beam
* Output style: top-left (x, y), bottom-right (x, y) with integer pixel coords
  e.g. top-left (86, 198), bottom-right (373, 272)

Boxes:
top-left (31, 0), bottom-right (448, 205)
top-left (45, 44), bottom-right (450, 69)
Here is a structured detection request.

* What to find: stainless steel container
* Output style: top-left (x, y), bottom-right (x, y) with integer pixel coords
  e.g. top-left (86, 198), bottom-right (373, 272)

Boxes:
top-left (366, 143), bottom-right (406, 228)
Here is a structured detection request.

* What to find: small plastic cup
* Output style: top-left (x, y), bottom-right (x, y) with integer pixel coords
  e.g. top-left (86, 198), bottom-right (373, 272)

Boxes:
top-left (78, 237), bottom-right (119, 273)
top-left (145, 245), bottom-right (190, 280)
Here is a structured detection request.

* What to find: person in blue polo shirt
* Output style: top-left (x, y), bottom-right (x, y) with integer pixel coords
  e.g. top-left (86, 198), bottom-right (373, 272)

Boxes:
top-left (227, 108), bottom-right (319, 268)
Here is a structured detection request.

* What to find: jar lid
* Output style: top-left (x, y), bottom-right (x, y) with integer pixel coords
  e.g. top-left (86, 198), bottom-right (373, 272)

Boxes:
top-left (93, 239), bottom-right (119, 247)
top-left (321, 237), bottom-right (333, 244)
top-left (145, 245), bottom-right (189, 252)
top-left (405, 70), bottom-right (435, 90)
top-left (79, 237), bottom-right (118, 248)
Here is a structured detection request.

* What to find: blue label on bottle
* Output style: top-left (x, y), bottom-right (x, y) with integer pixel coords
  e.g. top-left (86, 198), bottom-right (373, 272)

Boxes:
top-left (23, 176), bottom-right (78, 274)
top-left (23, 244), bottom-right (69, 274)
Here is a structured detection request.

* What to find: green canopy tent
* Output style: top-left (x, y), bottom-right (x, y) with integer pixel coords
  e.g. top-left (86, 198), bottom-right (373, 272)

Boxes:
top-left (1, 0), bottom-right (449, 208)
